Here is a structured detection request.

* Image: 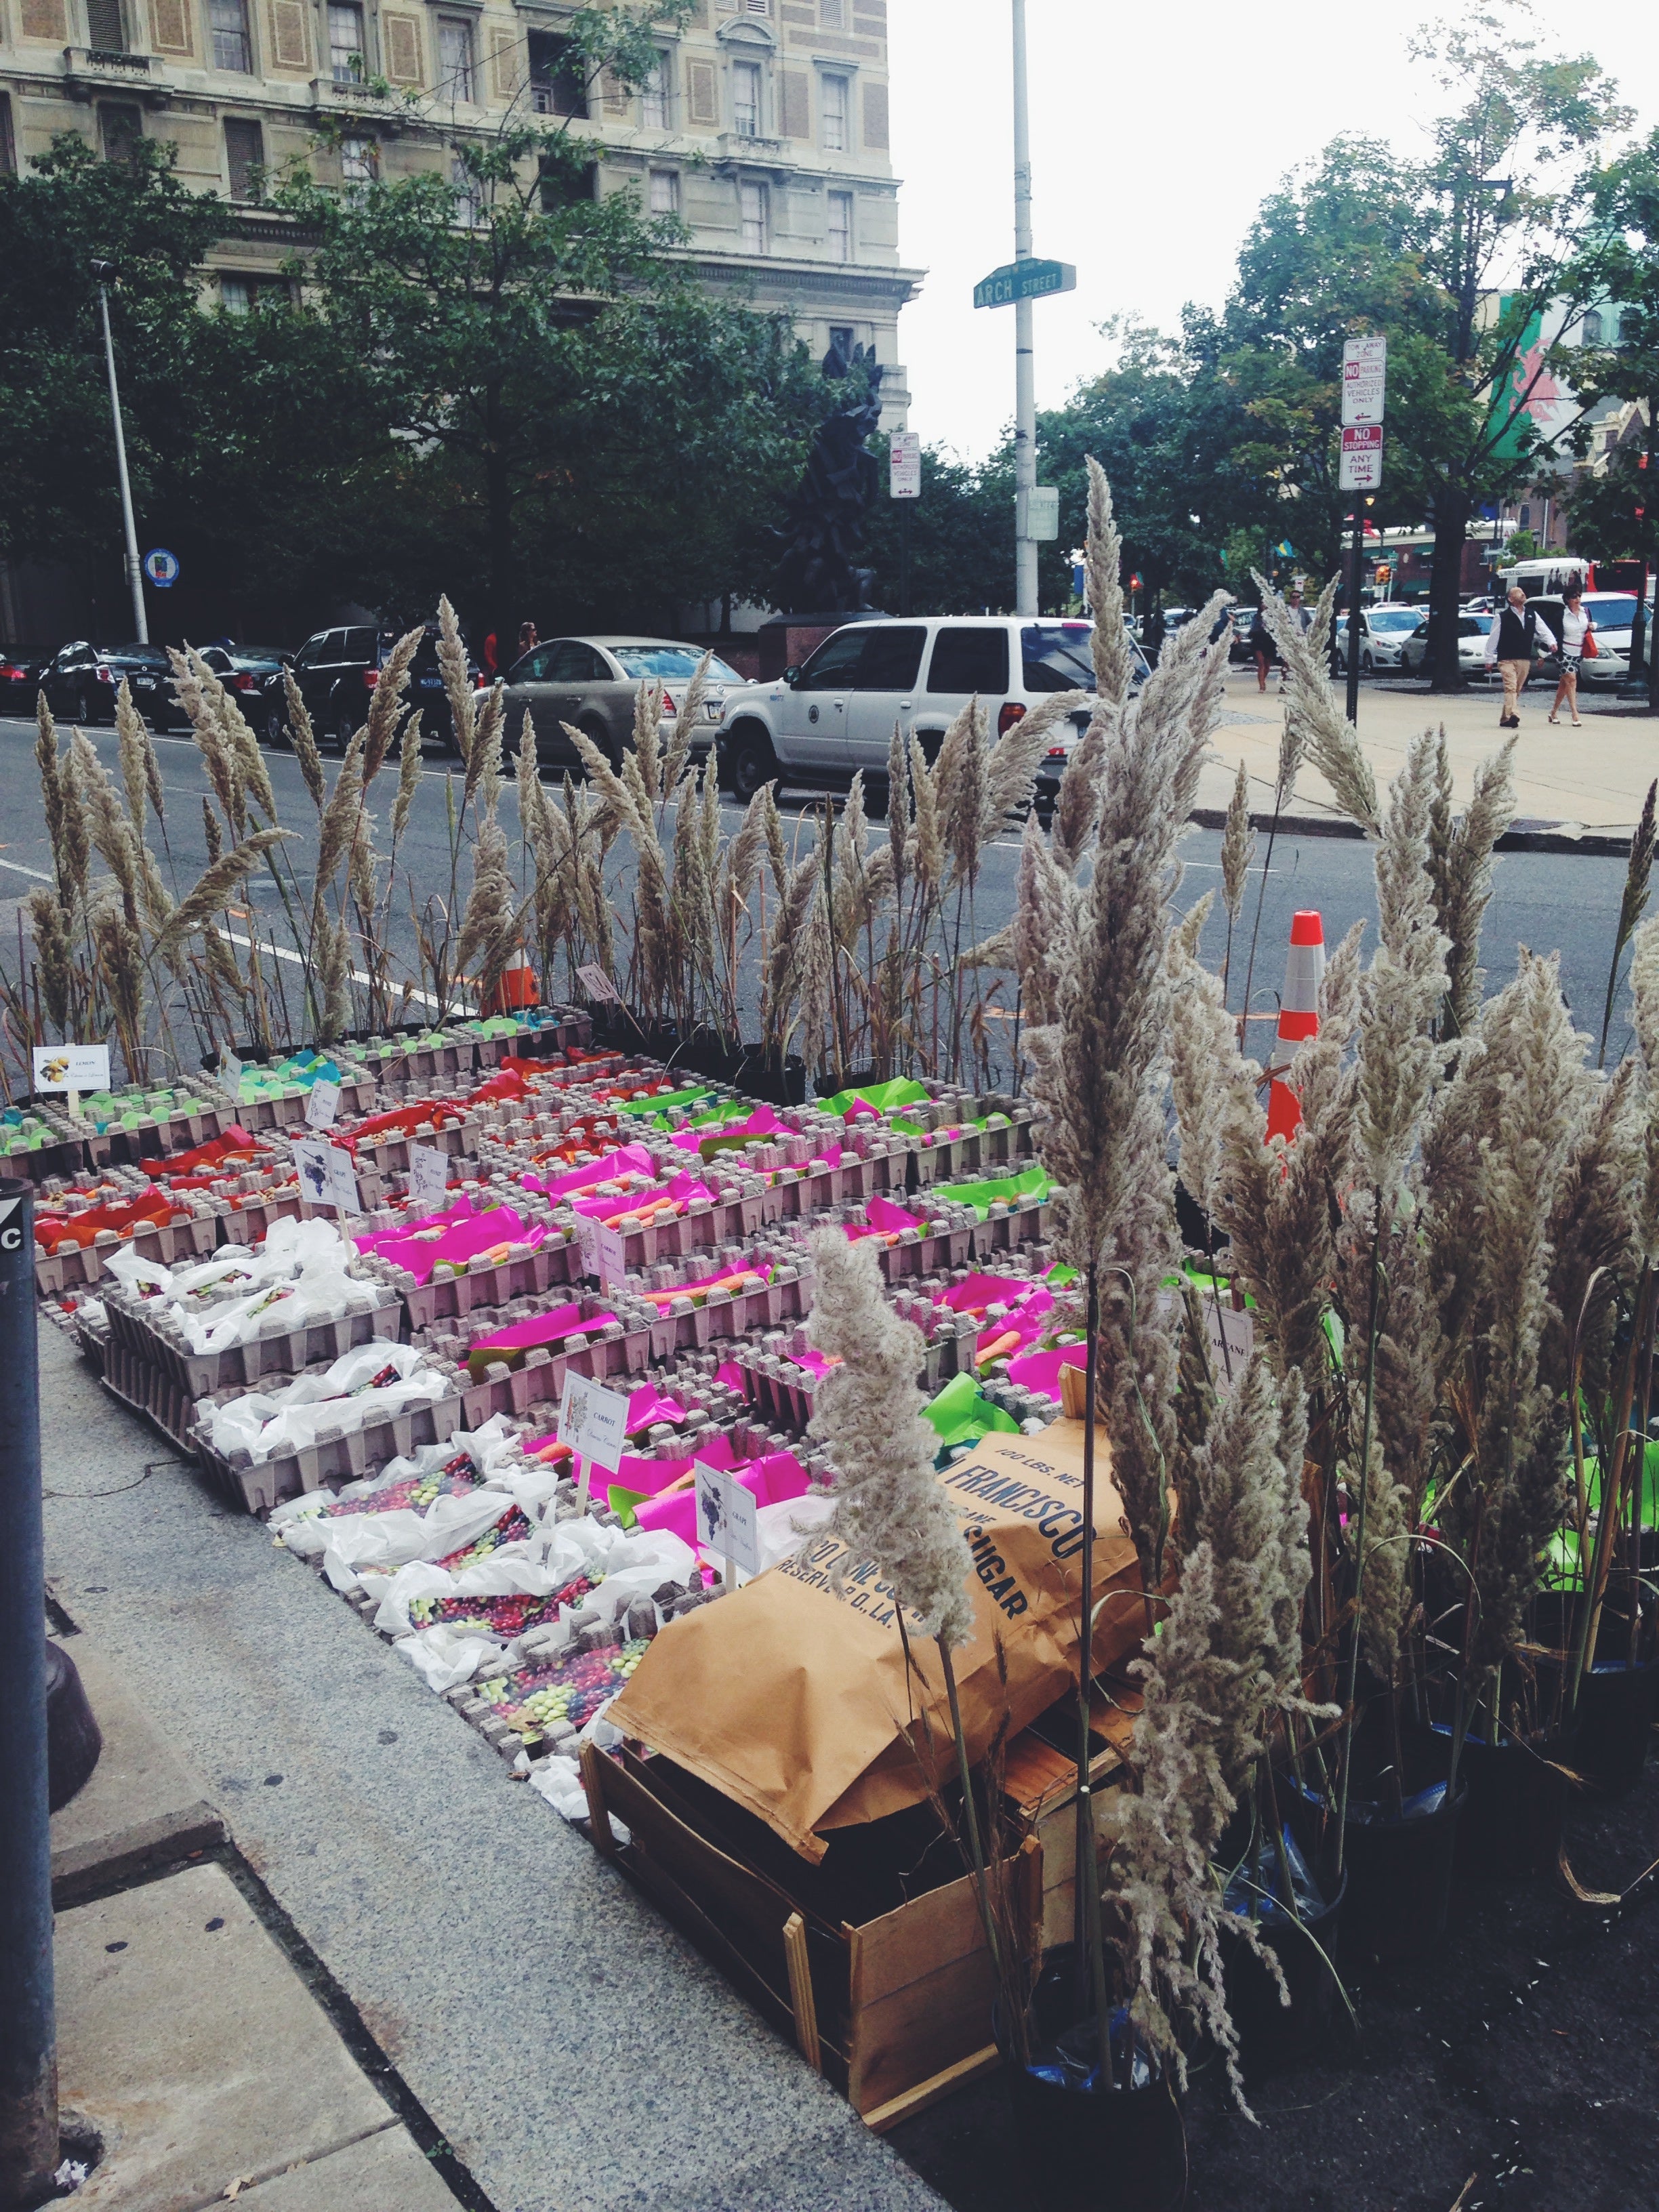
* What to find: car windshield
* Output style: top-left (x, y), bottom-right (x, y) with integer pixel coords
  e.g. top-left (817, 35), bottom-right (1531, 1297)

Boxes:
top-left (105, 644), bottom-right (169, 663)
top-left (1584, 596), bottom-right (1638, 630)
top-left (1460, 616), bottom-right (1494, 636)
top-left (611, 646), bottom-right (743, 684)
top-left (1022, 623), bottom-right (1097, 693)
top-left (234, 646), bottom-right (289, 662)
top-left (1369, 609), bottom-right (1421, 632)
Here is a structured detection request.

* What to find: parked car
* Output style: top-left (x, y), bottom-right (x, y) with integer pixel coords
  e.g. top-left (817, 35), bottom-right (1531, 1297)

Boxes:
top-left (1530, 592), bottom-right (1642, 687)
top-left (0, 645), bottom-right (48, 715)
top-left (1328, 606), bottom-right (1427, 674)
top-left (713, 615), bottom-right (1151, 809)
top-left (199, 642), bottom-right (293, 705)
top-left (39, 640), bottom-right (177, 727)
top-left (259, 623), bottom-right (475, 751)
top-left (490, 637), bottom-right (743, 771)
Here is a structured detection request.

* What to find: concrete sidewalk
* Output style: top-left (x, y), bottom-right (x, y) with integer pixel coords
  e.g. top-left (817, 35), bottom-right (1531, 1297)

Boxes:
top-left (38, 1324), bottom-right (945, 2212)
top-left (1202, 668), bottom-right (1659, 844)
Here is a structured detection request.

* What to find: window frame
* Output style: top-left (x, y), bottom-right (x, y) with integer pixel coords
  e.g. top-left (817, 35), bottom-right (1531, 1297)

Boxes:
top-left (927, 627), bottom-right (1010, 697)
top-left (640, 47), bottom-right (670, 128)
top-left (436, 15), bottom-right (474, 102)
top-left (340, 133), bottom-right (377, 188)
top-left (98, 100), bottom-right (143, 163)
top-left (327, 0), bottom-right (365, 84)
top-left (732, 57), bottom-right (762, 138)
top-left (739, 177), bottom-right (769, 253)
top-left (821, 70), bottom-right (848, 152)
top-left (796, 630), bottom-right (868, 691)
top-left (649, 166), bottom-right (680, 218)
top-left (224, 114), bottom-right (264, 197)
top-left (827, 187), bottom-right (853, 264)
top-left (209, 0), bottom-right (251, 72)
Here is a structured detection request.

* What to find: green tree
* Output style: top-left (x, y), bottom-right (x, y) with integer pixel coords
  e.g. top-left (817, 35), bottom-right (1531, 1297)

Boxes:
top-left (0, 136), bottom-right (223, 592)
top-left (857, 441), bottom-right (1021, 615)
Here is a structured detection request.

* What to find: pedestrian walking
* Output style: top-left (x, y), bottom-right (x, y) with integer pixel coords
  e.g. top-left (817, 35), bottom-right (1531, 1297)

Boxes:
top-left (1277, 588), bottom-right (1311, 691)
top-left (517, 619), bottom-right (539, 661)
top-left (1549, 585), bottom-right (1591, 727)
top-left (483, 631), bottom-right (499, 678)
top-left (1248, 606), bottom-right (1273, 693)
top-left (1482, 584), bottom-right (1559, 729)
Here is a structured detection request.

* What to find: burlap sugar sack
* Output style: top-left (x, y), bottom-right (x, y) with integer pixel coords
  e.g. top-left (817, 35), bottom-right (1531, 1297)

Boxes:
top-left (607, 1420), bottom-right (1150, 1862)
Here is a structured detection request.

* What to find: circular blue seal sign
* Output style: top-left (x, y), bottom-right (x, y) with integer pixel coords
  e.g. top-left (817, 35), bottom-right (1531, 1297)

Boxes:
top-left (142, 547), bottom-right (180, 588)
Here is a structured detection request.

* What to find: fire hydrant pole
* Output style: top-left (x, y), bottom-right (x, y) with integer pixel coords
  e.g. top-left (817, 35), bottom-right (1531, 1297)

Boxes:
top-left (0, 1176), bottom-right (56, 2210)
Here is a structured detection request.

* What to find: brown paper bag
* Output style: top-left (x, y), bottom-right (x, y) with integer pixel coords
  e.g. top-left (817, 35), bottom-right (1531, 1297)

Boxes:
top-left (607, 1421), bottom-right (1148, 1862)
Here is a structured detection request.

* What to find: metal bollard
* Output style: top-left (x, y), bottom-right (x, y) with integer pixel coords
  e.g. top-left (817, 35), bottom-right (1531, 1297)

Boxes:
top-left (0, 1176), bottom-right (56, 2209)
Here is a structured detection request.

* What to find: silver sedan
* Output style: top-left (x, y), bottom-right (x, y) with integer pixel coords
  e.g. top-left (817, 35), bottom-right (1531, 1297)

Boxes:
top-left (485, 636), bottom-right (743, 771)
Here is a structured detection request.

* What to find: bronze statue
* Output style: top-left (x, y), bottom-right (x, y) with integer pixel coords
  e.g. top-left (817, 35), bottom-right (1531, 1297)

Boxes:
top-left (772, 342), bottom-right (885, 615)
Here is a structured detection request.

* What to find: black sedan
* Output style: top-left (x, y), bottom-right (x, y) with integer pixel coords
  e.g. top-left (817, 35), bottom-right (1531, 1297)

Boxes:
top-left (199, 642), bottom-right (293, 712)
top-left (0, 646), bottom-right (48, 715)
top-left (39, 640), bottom-right (178, 728)
top-left (259, 623), bottom-right (476, 751)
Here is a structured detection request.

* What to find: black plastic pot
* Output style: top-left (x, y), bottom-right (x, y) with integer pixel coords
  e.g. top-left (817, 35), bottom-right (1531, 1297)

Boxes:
top-left (1000, 1948), bottom-right (1187, 2209)
top-left (733, 1046), bottom-right (808, 1107)
top-left (1283, 1755), bottom-right (1467, 1969)
top-left (46, 1639), bottom-right (102, 1812)
top-left (1221, 1863), bottom-right (1349, 2078)
top-left (1530, 1591), bottom-right (1659, 1799)
top-left (1448, 1728), bottom-right (1570, 1880)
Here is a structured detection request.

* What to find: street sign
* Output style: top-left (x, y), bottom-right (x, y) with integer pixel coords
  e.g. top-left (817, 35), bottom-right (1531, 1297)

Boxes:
top-left (1340, 425), bottom-right (1384, 491)
top-left (888, 430), bottom-right (921, 500)
top-left (142, 547), bottom-right (180, 589)
top-left (1028, 486), bottom-right (1060, 541)
top-left (1341, 336), bottom-right (1387, 427)
top-left (973, 258), bottom-right (1078, 310)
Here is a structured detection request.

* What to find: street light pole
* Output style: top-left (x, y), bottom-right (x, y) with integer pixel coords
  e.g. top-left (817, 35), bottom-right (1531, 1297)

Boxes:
top-left (1011, 0), bottom-right (1037, 617)
top-left (93, 266), bottom-right (148, 646)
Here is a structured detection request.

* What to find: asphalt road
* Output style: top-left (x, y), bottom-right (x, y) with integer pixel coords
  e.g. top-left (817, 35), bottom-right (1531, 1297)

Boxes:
top-left (0, 710), bottom-right (1643, 1076)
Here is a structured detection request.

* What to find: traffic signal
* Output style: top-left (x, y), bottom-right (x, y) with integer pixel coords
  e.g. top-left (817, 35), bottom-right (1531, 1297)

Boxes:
top-left (1375, 565), bottom-right (1392, 586)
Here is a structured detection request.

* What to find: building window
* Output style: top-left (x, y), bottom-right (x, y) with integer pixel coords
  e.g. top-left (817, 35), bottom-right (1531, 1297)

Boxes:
top-left (733, 59), bottom-right (760, 137)
top-left (224, 116), bottom-right (264, 197)
top-left (436, 17), bottom-right (474, 100)
top-left (827, 188), bottom-right (852, 263)
top-left (641, 50), bottom-right (669, 127)
top-left (98, 102), bottom-right (142, 162)
top-left (0, 95), bottom-right (16, 176)
top-left (451, 147), bottom-right (483, 225)
top-left (745, 0), bottom-right (771, 13)
top-left (528, 30), bottom-right (587, 117)
top-left (86, 0), bottom-right (127, 50)
top-left (821, 73), bottom-right (847, 152)
top-left (740, 178), bottom-right (769, 253)
top-left (329, 1), bottom-right (365, 83)
top-left (649, 167), bottom-right (680, 216)
top-left (1581, 308), bottom-right (1604, 346)
top-left (828, 323), bottom-right (855, 365)
top-left (341, 134), bottom-right (377, 188)
top-left (539, 155), bottom-right (596, 211)
top-left (1517, 504), bottom-right (1531, 529)
top-left (821, 0), bottom-right (845, 24)
top-left (209, 0), bottom-right (251, 70)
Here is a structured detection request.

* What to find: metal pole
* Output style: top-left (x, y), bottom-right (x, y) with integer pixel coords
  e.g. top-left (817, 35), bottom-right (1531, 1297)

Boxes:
top-left (96, 278), bottom-right (148, 646)
top-left (1011, 0), bottom-right (1037, 616)
top-left (900, 503), bottom-right (910, 620)
top-left (1346, 506), bottom-right (1362, 724)
top-left (0, 1178), bottom-right (56, 2211)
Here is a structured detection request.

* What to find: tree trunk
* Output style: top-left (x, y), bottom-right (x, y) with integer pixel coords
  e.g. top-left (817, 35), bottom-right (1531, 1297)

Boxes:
top-left (484, 384), bottom-right (515, 665)
top-left (1427, 486), bottom-right (1473, 692)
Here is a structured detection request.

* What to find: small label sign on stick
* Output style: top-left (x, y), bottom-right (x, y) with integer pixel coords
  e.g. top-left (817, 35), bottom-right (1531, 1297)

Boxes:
top-left (556, 1371), bottom-right (629, 1509)
top-left (1202, 1299), bottom-right (1255, 1391)
top-left (291, 1134), bottom-right (360, 1214)
top-left (575, 963), bottom-right (620, 1004)
top-left (695, 1460), bottom-right (760, 1584)
top-left (305, 1078), bottom-right (342, 1129)
top-left (33, 1043), bottom-right (111, 1094)
top-left (407, 1143), bottom-right (451, 1214)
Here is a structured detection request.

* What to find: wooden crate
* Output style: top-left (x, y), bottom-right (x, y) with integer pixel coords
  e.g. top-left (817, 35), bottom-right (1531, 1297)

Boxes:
top-left (581, 1741), bottom-right (1039, 2131)
top-left (1002, 1683), bottom-right (1136, 1950)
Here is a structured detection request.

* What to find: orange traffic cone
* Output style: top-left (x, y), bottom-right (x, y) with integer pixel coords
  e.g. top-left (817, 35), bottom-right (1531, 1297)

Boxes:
top-left (489, 948), bottom-right (539, 1014)
top-left (1265, 910), bottom-right (1325, 1145)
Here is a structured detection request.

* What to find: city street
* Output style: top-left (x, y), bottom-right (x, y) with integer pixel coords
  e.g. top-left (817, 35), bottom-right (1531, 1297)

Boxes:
top-left (2, 677), bottom-right (1652, 1071)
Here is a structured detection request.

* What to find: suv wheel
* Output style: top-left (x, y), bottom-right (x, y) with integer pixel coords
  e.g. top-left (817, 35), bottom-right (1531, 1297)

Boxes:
top-left (264, 703), bottom-right (287, 747)
top-left (333, 706), bottom-right (358, 751)
top-left (725, 722), bottom-right (777, 804)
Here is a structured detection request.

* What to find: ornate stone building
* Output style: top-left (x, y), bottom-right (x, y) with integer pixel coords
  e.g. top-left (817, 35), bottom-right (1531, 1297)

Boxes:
top-left (0, 0), bottom-right (919, 420)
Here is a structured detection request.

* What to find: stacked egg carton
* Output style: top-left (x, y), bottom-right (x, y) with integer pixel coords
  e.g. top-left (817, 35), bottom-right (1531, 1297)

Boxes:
top-left (49, 1083), bottom-right (247, 1167)
top-left (191, 1358), bottom-right (468, 1515)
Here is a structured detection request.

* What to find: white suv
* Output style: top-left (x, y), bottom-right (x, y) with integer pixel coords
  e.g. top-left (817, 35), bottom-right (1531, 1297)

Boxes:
top-left (713, 615), bottom-right (1145, 808)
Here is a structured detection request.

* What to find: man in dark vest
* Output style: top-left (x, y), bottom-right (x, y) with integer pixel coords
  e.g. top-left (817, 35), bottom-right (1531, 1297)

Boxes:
top-left (1481, 583), bottom-right (1559, 729)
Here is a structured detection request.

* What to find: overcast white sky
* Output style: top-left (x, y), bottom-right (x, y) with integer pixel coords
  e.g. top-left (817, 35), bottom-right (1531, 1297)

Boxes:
top-left (886, 0), bottom-right (1659, 463)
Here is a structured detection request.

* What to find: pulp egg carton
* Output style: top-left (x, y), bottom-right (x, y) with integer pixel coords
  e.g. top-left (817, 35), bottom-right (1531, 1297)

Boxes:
top-left (190, 1362), bottom-right (468, 1515)
top-left (207, 1059), bottom-right (380, 1130)
top-left (101, 1336), bottom-right (213, 1452)
top-left (106, 1278), bottom-right (404, 1399)
top-left (908, 1104), bottom-right (1040, 1187)
top-left (57, 1092), bottom-right (247, 1167)
top-left (364, 1227), bottom-right (583, 1332)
